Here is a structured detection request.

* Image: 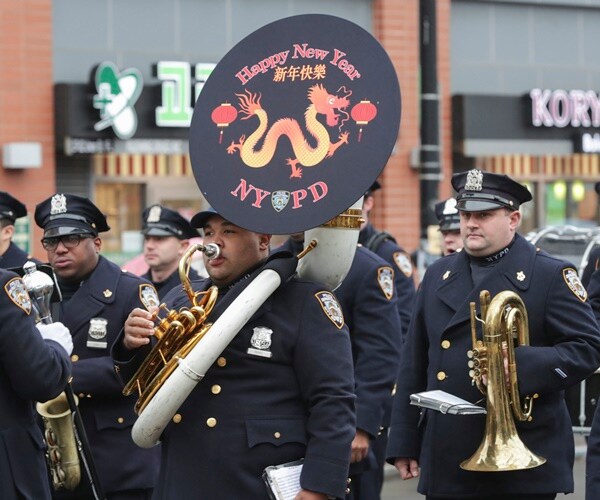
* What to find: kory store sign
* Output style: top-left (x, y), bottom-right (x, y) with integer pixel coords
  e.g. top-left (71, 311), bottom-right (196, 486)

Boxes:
top-left (529, 88), bottom-right (600, 153)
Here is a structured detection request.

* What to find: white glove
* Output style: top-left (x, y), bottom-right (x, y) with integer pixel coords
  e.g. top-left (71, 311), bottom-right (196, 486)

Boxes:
top-left (37, 322), bottom-right (74, 356)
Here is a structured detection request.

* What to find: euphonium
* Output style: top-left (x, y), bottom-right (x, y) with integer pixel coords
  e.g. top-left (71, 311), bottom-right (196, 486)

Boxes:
top-left (461, 290), bottom-right (546, 471)
top-left (37, 392), bottom-right (81, 490)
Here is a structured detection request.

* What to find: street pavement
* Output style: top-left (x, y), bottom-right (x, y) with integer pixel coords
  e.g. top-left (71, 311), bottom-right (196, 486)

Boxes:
top-left (381, 438), bottom-right (587, 500)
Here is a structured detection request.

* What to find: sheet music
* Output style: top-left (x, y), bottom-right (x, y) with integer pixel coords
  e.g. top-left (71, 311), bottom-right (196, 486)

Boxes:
top-left (410, 389), bottom-right (486, 415)
top-left (263, 460), bottom-right (303, 500)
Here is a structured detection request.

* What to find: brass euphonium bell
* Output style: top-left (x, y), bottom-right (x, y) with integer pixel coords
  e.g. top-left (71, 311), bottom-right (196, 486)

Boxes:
top-left (461, 290), bottom-right (546, 472)
top-left (122, 243), bottom-right (220, 414)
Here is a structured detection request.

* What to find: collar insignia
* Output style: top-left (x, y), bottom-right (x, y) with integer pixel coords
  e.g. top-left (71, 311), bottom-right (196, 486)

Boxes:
top-left (442, 270), bottom-right (451, 280)
top-left (516, 271), bottom-right (525, 282)
top-left (103, 289), bottom-right (113, 298)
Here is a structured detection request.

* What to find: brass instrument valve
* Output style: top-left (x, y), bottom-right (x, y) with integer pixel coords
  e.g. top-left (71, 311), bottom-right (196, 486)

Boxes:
top-left (467, 342), bottom-right (487, 382)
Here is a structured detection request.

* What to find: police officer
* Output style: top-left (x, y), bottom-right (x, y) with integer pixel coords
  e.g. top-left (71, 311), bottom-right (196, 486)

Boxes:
top-left (115, 208), bottom-right (356, 500)
top-left (581, 182), bottom-right (600, 288)
top-left (0, 191), bottom-right (39, 268)
top-left (0, 267), bottom-right (72, 499)
top-left (434, 198), bottom-right (463, 256)
top-left (278, 234), bottom-right (401, 500)
top-left (34, 193), bottom-right (160, 500)
top-left (359, 181), bottom-right (415, 340)
top-left (141, 204), bottom-right (200, 299)
top-left (587, 399), bottom-right (600, 499)
top-left (387, 169), bottom-right (600, 500)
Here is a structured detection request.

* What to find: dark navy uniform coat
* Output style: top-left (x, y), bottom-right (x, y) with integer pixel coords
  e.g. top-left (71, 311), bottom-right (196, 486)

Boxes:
top-left (142, 267), bottom-right (200, 300)
top-left (0, 268), bottom-right (71, 500)
top-left (0, 241), bottom-right (39, 269)
top-left (587, 403), bottom-right (600, 500)
top-left (56, 256), bottom-right (160, 496)
top-left (359, 223), bottom-right (415, 340)
top-left (114, 255), bottom-right (356, 500)
top-left (335, 247), bottom-right (401, 482)
top-left (387, 234), bottom-right (600, 497)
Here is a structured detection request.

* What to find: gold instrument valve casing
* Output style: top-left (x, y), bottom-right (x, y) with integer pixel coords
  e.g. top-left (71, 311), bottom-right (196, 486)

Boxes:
top-left (122, 244), bottom-right (219, 414)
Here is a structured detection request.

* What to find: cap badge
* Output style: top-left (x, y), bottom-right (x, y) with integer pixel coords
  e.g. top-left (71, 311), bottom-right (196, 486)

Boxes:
top-left (50, 194), bottom-right (68, 215)
top-left (247, 326), bottom-right (273, 358)
top-left (464, 169), bottom-right (483, 192)
top-left (443, 198), bottom-right (458, 215)
top-left (147, 205), bottom-right (162, 223)
top-left (103, 289), bottom-right (113, 298)
top-left (516, 271), bottom-right (525, 282)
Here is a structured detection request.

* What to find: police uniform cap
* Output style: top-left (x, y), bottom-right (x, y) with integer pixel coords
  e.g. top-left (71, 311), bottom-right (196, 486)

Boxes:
top-left (434, 198), bottom-right (460, 232)
top-left (0, 192), bottom-right (27, 223)
top-left (35, 193), bottom-right (110, 237)
top-left (190, 207), bottom-right (220, 229)
top-left (451, 169), bottom-right (532, 212)
top-left (365, 180), bottom-right (381, 196)
top-left (142, 205), bottom-right (198, 239)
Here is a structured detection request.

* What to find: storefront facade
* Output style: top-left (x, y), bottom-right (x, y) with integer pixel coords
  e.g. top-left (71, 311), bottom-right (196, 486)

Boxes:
top-left (451, 0), bottom-right (600, 233)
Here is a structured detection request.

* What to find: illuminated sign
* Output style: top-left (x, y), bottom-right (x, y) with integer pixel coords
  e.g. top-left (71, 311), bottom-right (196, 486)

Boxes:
top-left (530, 88), bottom-right (600, 128)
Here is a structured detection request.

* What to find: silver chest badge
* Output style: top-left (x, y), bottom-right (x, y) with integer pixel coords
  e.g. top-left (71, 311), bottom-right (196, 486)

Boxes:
top-left (247, 326), bottom-right (273, 358)
top-left (87, 317), bottom-right (108, 349)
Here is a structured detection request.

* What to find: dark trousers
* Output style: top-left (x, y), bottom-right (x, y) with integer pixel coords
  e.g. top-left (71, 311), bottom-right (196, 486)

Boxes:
top-left (54, 489), bottom-right (153, 500)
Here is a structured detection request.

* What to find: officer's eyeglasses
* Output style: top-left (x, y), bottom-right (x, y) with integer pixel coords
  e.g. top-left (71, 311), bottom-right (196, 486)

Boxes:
top-left (41, 234), bottom-right (92, 251)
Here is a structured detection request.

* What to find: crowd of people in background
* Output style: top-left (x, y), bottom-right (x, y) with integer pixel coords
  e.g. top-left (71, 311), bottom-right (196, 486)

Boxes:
top-left (3, 169), bottom-right (600, 499)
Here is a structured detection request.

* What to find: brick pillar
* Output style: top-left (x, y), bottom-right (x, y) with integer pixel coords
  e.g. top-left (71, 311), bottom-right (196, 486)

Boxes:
top-left (372, 0), bottom-right (452, 254)
top-left (0, 0), bottom-right (55, 258)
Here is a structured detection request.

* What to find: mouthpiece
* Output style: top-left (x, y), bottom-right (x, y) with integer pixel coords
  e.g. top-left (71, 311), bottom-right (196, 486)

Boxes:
top-left (203, 243), bottom-right (220, 260)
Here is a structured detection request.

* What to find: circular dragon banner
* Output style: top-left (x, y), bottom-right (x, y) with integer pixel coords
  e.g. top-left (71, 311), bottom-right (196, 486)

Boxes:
top-left (190, 14), bottom-right (401, 234)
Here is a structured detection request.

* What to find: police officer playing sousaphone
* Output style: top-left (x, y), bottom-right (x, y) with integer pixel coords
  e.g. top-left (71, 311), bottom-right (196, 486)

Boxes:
top-left (34, 193), bottom-right (160, 500)
top-left (387, 169), bottom-right (600, 500)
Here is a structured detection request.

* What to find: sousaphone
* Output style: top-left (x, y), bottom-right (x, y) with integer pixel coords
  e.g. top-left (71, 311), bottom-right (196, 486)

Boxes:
top-left (126, 13), bottom-right (402, 448)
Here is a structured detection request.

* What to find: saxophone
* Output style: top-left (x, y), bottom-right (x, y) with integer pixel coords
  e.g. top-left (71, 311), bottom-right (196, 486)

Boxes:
top-left (37, 392), bottom-right (82, 490)
top-left (23, 261), bottom-right (82, 491)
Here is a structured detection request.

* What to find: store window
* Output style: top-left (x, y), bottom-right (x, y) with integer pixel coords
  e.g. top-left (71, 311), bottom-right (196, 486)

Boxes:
top-left (545, 181), bottom-right (597, 228)
top-left (95, 183), bottom-right (144, 262)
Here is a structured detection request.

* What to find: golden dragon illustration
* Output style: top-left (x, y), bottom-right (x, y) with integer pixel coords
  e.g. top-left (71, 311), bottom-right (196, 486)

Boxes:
top-left (226, 84), bottom-right (351, 179)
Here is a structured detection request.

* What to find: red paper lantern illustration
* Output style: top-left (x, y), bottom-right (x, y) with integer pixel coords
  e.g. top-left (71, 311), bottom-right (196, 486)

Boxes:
top-left (351, 100), bottom-right (377, 142)
top-left (211, 103), bottom-right (238, 144)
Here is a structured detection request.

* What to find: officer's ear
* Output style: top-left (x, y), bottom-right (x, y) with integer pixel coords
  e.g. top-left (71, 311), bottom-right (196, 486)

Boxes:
top-left (508, 210), bottom-right (521, 231)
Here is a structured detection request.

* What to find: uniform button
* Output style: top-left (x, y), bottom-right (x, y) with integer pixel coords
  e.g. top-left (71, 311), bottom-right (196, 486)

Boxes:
top-left (71, 354), bottom-right (79, 362)
top-left (441, 340), bottom-right (451, 349)
top-left (217, 357), bottom-right (227, 367)
top-left (206, 417), bottom-right (217, 428)
top-left (437, 371), bottom-right (447, 381)
top-left (78, 393), bottom-right (85, 399)
top-left (117, 417), bottom-right (124, 424)
top-left (274, 432), bottom-right (281, 439)
top-left (211, 385), bottom-right (221, 395)
top-left (172, 414), bottom-right (182, 424)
